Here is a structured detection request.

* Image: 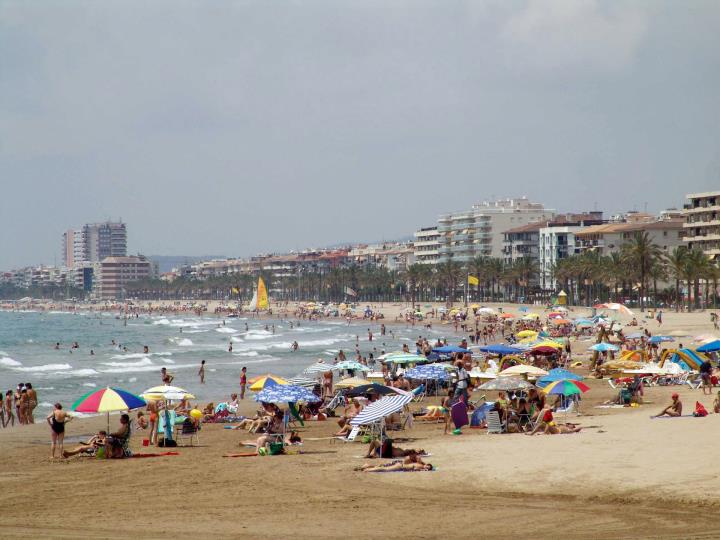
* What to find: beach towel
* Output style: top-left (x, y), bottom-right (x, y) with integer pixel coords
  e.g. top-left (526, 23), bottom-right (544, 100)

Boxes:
top-left (130, 452), bottom-right (180, 458)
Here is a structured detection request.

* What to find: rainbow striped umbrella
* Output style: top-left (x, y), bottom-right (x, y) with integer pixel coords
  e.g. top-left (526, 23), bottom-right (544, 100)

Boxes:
top-left (71, 387), bottom-right (146, 431)
top-left (542, 379), bottom-right (590, 396)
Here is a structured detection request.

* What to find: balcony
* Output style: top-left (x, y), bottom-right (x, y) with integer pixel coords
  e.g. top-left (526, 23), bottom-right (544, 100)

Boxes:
top-left (450, 245), bottom-right (472, 254)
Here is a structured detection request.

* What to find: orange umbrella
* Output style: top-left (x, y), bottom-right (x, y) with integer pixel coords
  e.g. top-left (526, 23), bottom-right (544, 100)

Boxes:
top-left (552, 319), bottom-right (571, 325)
top-left (500, 313), bottom-right (515, 319)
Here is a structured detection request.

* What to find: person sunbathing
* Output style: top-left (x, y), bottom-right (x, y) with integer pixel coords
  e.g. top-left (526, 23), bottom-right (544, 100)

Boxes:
top-left (544, 422), bottom-right (583, 434)
top-left (135, 410), bottom-right (148, 430)
top-left (337, 399), bottom-right (363, 428)
top-left (653, 393), bottom-right (683, 418)
top-left (62, 431), bottom-right (107, 457)
top-left (364, 439), bottom-right (425, 459)
top-left (358, 461), bottom-right (433, 472)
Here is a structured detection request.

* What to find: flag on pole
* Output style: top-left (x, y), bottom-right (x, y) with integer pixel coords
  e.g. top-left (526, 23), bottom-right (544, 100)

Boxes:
top-left (468, 275), bottom-right (479, 286)
top-left (345, 286), bottom-right (357, 297)
top-left (231, 287), bottom-right (239, 294)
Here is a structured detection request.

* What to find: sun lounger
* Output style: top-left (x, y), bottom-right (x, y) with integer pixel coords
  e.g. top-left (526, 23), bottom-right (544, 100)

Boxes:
top-left (486, 410), bottom-right (506, 434)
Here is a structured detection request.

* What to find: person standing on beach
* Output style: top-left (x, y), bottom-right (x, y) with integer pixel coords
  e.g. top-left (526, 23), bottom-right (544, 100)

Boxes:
top-left (25, 383), bottom-right (37, 424)
top-left (3, 391), bottom-right (13, 427)
top-left (240, 367), bottom-right (247, 400)
top-left (198, 360), bottom-right (206, 384)
top-left (47, 403), bottom-right (71, 459)
top-left (147, 399), bottom-right (159, 446)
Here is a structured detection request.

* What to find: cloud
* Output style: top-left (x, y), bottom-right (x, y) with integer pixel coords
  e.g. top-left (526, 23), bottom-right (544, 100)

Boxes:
top-left (500, 0), bottom-right (648, 70)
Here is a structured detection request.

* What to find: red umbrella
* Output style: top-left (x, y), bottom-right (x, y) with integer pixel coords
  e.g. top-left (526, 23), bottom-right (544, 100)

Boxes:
top-left (531, 346), bottom-right (559, 355)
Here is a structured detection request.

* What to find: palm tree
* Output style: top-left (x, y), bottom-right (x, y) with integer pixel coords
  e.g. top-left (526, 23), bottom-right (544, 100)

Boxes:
top-left (403, 264), bottom-right (427, 309)
top-left (684, 248), bottom-right (709, 310)
top-left (666, 247), bottom-right (688, 311)
top-left (435, 260), bottom-right (463, 306)
top-left (621, 232), bottom-right (663, 311)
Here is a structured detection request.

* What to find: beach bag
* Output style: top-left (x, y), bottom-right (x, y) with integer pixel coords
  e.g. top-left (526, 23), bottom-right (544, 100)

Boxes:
top-left (694, 402), bottom-right (708, 417)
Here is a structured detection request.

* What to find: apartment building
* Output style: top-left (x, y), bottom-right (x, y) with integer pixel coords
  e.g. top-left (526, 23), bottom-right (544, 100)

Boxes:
top-left (96, 256), bottom-right (152, 299)
top-left (575, 215), bottom-right (685, 256)
top-left (683, 191), bottom-right (720, 260)
top-left (413, 226), bottom-right (441, 265)
top-left (62, 221), bottom-right (127, 265)
top-left (436, 198), bottom-right (555, 263)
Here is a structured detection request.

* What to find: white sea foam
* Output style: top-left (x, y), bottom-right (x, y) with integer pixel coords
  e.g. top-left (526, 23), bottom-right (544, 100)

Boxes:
top-left (0, 357), bottom-right (22, 367)
top-left (14, 363), bottom-right (71, 372)
top-left (39, 401), bottom-right (54, 409)
top-left (83, 382), bottom-right (97, 387)
top-left (169, 338), bottom-right (193, 347)
top-left (162, 358), bottom-right (175, 364)
top-left (231, 336), bottom-right (244, 343)
top-left (102, 358), bottom-right (154, 368)
top-left (215, 327), bottom-right (237, 334)
top-left (153, 318), bottom-right (171, 325)
top-left (110, 352), bottom-right (171, 360)
top-left (233, 351), bottom-right (259, 357)
top-left (129, 377), bottom-right (137, 383)
top-left (67, 369), bottom-right (99, 377)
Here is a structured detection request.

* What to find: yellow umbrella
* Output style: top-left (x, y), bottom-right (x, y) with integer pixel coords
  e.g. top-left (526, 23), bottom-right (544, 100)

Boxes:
top-left (532, 340), bottom-right (563, 349)
top-left (470, 304), bottom-right (480, 309)
top-left (499, 365), bottom-right (548, 377)
top-left (333, 377), bottom-right (369, 389)
top-left (249, 374), bottom-right (289, 392)
top-left (516, 330), bottom-right (538, 339)
top-left (523, 313), bottom-right (541, 319)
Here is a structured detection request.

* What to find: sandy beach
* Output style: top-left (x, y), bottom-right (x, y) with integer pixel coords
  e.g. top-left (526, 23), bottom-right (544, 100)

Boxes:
top-left (2, 307), bottom-right (720, 539)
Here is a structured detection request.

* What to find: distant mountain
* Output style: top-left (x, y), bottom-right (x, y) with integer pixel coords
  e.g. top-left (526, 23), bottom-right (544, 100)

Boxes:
top-left (148, 255), bottom-right (226, 273)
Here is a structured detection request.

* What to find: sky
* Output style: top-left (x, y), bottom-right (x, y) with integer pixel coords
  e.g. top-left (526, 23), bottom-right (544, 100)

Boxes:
top-left (1, 0), bottom-right (719, 269)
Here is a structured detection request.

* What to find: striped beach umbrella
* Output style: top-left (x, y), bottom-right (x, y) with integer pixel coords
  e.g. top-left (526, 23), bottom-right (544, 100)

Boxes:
top-left (141, 385), bottom-right (196, 401)
top-left (543, 379), bottom-right (590, 396)
top-left (335, 360), bottom-right (370, 372)
top-left (350, 394), bottom-right (413, 426)
top-left (71, 386), bottom-right (146, 431)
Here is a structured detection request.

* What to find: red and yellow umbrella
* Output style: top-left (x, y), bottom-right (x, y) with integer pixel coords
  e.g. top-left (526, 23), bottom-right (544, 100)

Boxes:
top-left (71, 387), bottom-right (146, 431)
top-left (249, 374), bottom-right (289, 392)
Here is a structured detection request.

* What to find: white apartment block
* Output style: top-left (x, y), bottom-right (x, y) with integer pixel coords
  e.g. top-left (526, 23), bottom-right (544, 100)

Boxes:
top-left (538, 226), bottom-right (584, 291)
top-left (683, 191), bottom-right (720, 260)
top-left (436, 198), bottom-right (555, 263)
top-left (414, 226), bottom-right (441, 265)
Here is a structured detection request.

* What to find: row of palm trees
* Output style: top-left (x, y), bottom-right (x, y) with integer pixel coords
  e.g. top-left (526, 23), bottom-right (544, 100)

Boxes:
top-left (117, 232), bottom-right (720, 309)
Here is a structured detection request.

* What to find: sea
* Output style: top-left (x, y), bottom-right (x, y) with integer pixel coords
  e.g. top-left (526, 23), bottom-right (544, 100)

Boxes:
top-left (0, 310), bottom-right (447, 414)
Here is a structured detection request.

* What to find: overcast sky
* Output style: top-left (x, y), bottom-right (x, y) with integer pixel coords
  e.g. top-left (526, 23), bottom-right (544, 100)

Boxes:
top-left (1, 1), bottom-right (719, 269)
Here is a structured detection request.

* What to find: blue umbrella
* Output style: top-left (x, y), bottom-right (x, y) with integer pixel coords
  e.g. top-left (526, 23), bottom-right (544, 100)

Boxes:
top-left (404, 364), bottom-right (450, 381)
top-left (589, 342), bottom-right (620, 352)
top-left (254, 380), bottom-right (321, 403)
top-left (478, 344), bottom-right (519, 355)
top-left (518, 307), bottom-right (529, 312)
top-left (432, 346), bottom-right (471, 354)
top-left (536, 368), bottom-right (583, 388)
top-left (626, 332), bottom-right (644, 339)
top-left (649, 336), bottom-right (674, 344)
top-left (698, 340), bottom-right (720, 353)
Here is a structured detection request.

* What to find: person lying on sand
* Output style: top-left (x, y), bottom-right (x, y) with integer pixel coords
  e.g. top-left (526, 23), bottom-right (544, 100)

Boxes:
top-left (364, 439), bottom-right (425, 459)
top-left (653, 393), bottom-right (682, 418)
top-left (357, 461), bottom-right (433, 472)
top-left (63, 431), bottom-right (107, 458)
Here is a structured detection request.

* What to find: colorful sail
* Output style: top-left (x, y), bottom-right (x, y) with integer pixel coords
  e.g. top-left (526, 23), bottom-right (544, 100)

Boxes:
top-left (257, 277), bottom-right (269, 310)
top-left (248, 290), bottom-right (258, 311)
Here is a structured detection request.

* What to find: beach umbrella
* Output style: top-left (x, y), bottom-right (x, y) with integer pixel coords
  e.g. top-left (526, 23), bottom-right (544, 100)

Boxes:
top-left (533, 340), bottom-right (563, 349)
top-left (649, 336), bottom-right (674, 344)
top-left (698, 340), bottom-right (720, 353)
top-left (335, 360), bottom-right (370, 372)
top-left (695, 334), bottom-right (718, 344)
top-left (470, 304), bottom-right (481, 309)
top-left (334, 377), bottom-right (370, 389)
top-left (589, 342), bottom-right (620, 352)
top-left (380, 352), bottom-right (426, 365)
top-left (254, 380), bottom-right (320, 403)
top-left (286, 376), bottom-right (319, 388)
top-left (71, 386), bottom-right (146, 431)
top-left (478, 344), bottom-right (520, 355)
top-left (350, 394), bottom-right (413, 427)
top-left (432, 345), bottom-right (471, 355)
top-left (478, 377), bottom-right (535, 391)
top-left (499, 365), bottom-right (548, 377)
top-left (537, 368), bottom-right (584, 388)
top-left (249, 374), bottom-right (289, 392)
top-left (626, 332), bottom-right (645, 339)
top-left (518, 307), bottom-right (529, 312)
top-left (516, 330), bottom-right (538, 339)
top-left (404, 364), bottom-right (451, 381)
top-left (467, 368), bottom-right (497, 380)
top-left (477, 307), bottom-right (496, 315)
top-left (542, 379), bottom-right (590, 396)
top-left (500, 313), bottom-right (515, 319)
top-left (531, 346), bottom-right (560, 355)
top-left (594, 302), bottom-right (634, 316)
top-left (304, 361), bottom-right (336, 374)
top-left (141, 385), bottom-right (196, 401)
top-left (346, 383), bottom-right (405, 397)
top-left (551, 319), bottom-right (572, 325)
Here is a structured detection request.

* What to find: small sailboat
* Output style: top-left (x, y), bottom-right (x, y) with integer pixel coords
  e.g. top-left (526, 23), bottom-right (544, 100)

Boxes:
top-left (248, 277), bottom-right (268, 311)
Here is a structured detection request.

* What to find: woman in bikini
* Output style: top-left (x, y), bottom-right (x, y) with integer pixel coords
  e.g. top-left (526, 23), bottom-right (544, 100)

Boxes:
top-left (47, 403), bottom-right (72, 459)
top-left (146, 400), bottom-right (159, 446)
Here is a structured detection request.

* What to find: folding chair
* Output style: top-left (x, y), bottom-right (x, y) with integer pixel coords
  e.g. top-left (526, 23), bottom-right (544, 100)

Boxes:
top-left (486, 410), bottom-right (506, 434)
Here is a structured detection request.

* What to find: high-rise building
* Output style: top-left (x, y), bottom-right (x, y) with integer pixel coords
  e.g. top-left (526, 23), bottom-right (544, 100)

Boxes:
top-left (62, 221), bottom-right (127, 265)
top-left (97, 255), bottom-right (151, 299)
top-left (436, 198), bottom-right (555, 263)
top-left (683, 191), bottom-right (720, 261)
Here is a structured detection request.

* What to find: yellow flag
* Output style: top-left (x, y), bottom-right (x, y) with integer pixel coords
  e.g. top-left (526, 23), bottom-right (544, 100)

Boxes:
top-left (231, 287), bottom-right (239, 294)
top-left (468, 275), bottom-right (479, 286)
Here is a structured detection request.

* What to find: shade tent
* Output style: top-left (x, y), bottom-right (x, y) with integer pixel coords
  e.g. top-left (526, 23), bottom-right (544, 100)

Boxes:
top-left (350, 394), bottom-right (413, 426)
top-left (698, 340), bottom-right (720, 353)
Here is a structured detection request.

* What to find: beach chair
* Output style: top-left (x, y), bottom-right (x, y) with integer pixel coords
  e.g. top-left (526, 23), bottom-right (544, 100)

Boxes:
top-left (411, 384), bottom-right (426, 403)
top-left (607, 379), bottom-right (618, 389)
top-left (486, 411), bottom-right (506, 434)
top-left (686, 376), bottom-right (702, 390)
top-left (177, 418), bottom-right (200, 446)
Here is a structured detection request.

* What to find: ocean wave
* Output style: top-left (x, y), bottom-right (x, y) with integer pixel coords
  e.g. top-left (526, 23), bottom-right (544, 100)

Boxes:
top-left (110, 352), bottom-right (172, 360)
top-left (231, 336), bottom-right (244, 343)
top-left (39, 401), bottom-right (54, 409)
top-left (13, 363), bottom-right (72, 372)
top-left (83, 382), bottom-right (97, 387)
top-left (162, 358), bottom-right (175, 364)
top-left (182, 329), bottom-right (209, 334)
top-left (0, 357), bottom-right (22, 367)
top-left (215, 327), bottom-right (237, 334)
top-left (169, 338), bottom-right (193, 347)
top-left (101, 358), bottom-right (154, 368)
top-left (153, 318), bottom-right (171, 325)
top-left (233, 351), bottom-right (259, 357)
top-left (66, 368), bottom-right (99, 377)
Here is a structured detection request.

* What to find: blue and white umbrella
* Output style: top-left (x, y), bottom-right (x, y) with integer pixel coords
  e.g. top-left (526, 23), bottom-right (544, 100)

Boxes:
top-left (589, 342), bottom-right (620, 352)
top-left (404, 364), bottom-right (451, 381)
top-left (286, 376), bottom-right (319, 388)
top-left (350, 394), bottom-right (413, 426)
top-left (303, 361), bottom-right (337, 374)
top-left (649, 336), bottom-right (674, 344)
top-left (335, 361), bottom-right (370, 372)
top-left (254, 380), bottom-right (321, 403)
